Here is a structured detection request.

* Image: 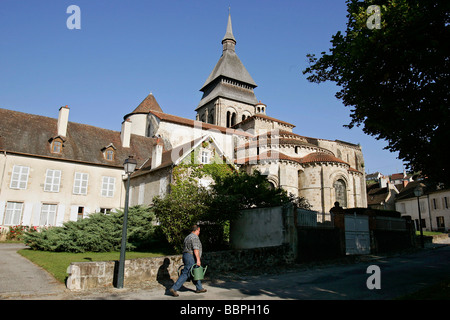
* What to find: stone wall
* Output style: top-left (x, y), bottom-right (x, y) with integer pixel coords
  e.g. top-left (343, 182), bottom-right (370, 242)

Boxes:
top-left (66, 245), bottom-right (291, 291)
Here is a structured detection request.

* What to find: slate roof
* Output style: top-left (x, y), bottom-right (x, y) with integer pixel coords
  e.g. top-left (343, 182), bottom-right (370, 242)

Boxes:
top-left (0, 108), bottom-right (154, 168)
top-left (198, 13), bottom-right (258, 109)
top-left (200, 50), bottom-right (257, 91)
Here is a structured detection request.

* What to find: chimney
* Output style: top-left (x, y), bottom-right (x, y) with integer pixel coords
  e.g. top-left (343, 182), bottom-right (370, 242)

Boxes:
top-left (57, 105), bottom-right (70, 137)
top-left (121, 118), bottom-right (132, 148)
top-left (151, 137), bottom-right (164, 169)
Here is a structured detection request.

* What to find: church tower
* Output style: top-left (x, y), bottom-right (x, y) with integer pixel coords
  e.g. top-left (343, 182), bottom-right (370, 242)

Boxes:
top-left (196, 12), bottom-right (261, 128)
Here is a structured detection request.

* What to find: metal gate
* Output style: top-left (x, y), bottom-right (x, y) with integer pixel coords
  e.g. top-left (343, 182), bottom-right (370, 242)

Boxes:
top-left (345, 214), bottom-right (370, 255)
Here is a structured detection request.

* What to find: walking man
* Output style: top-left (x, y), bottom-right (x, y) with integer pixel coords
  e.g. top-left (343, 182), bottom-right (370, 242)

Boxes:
top-left (170, 225), bottom-right (207, 297)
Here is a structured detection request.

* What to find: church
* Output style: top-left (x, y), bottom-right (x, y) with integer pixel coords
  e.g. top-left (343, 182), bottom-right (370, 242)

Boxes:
top-left (0, 13), bottom-right (366, 232)
top-left (126, 13), bottom-right (367, 213)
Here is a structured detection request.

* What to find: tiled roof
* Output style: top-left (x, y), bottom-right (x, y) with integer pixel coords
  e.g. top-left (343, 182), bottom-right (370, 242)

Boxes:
top-left (235, 150), bottom-right (301, 165)
top-left (234, 113), bottom-right (295, 129)
top-left (236, 151), bottom-right (352, 168)
top-left (300, 152), bottom-right (349, 165)
top-left (149, 110), bottom-right (253, 137)
top-left (0, 108), bottom-right (154, 168)
top-left (124, 93), bottom-right (163, 119)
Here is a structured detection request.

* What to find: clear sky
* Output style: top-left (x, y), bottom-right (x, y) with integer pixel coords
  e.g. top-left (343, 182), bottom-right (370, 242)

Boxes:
top-left (0, 0), bottom-right (406, 175)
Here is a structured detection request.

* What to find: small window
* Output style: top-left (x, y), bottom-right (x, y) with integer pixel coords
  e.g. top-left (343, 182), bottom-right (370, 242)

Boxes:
top-left (51, 140), bottom-right (62, 154)
top-left (436, 216), bottom-right (445, 228)
top-left (201, 151), bottom-right (210, 164)
top-left (3, 202), bottom-right (23, 226)
top-left (10, 165), bottom-right (29, 190)
top-left (77, 206), bottom-right (84, 221)
top-left (105, 149), bottom-right (114, 161)
top-left (102, 145), bottom-right (116, 161)
top-left (100, 208), bottom-right (112, 215)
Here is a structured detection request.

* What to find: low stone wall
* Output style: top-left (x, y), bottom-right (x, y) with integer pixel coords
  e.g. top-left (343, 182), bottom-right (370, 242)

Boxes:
top-left (66, 244), bottom-right (292, 291)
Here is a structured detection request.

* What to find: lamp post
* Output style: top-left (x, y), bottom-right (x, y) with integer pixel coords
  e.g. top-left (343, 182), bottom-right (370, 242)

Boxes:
top-left (414, 185), bottom-right (424, 248)
top-left (116, 156), bottom-right (137, 289)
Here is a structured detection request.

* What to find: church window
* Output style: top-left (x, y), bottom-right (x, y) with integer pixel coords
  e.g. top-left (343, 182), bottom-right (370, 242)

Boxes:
top-left (295, 146), bottom-right (299, 154)
top-left (231, 112), bottom-right (236, 126)
top-left (334, 179), bottom-right (347, 208)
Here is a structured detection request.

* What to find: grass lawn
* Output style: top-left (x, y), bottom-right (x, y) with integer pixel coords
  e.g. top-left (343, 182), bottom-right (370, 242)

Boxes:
top-left (417, 231), bottom-right (446, 236)
top-left (18, 248), bottom-right (173, 284)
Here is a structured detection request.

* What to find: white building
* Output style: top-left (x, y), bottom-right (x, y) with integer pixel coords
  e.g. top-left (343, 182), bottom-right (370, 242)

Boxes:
top-left (0, 106), bottom-right (154, 232)
top-left (395, 181), bottom-right (450, 232)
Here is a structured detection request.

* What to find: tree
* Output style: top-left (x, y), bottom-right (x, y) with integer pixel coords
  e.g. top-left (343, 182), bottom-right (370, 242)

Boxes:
top-left (303, 0), bottom-right (450, 186)
top-left (152, 166), bottom-right (311, 252)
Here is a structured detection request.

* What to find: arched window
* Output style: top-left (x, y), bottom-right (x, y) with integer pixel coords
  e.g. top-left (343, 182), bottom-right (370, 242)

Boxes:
top-left (226, 111), bottom-right (231, 127)
top-left (334, 179), bottom-right (347, 208)
top-left (231, 112), bottom-right (236, 126)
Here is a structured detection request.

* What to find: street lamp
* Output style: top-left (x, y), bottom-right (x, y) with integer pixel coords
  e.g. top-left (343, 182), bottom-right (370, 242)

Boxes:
top-left (414, 184), bottom-right (424, 248)
top-left (116, 156), bottom-right (137, 289)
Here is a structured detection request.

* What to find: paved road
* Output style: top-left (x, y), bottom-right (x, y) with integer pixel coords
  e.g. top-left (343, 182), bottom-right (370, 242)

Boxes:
top-left (0, 243), bottom-right (66, 299)
top-left (1, 242), bottom-right (449, 301)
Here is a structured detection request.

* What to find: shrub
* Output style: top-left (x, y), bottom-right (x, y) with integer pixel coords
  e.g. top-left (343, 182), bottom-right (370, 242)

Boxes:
top-left (23, 206), bottom-right (160, 253)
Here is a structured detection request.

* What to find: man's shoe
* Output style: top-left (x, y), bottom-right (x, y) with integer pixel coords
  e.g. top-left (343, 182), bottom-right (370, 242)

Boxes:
top-left (169, 288), bottom-right (179, 297)
top-left (196, 288), bottom-right (207, 294)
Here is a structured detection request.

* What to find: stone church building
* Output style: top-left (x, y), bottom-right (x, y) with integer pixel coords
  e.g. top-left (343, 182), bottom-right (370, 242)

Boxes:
top-left (0, 13), bottom-right (366, 231)
top-left (127, 13), bottom-right (367, 213)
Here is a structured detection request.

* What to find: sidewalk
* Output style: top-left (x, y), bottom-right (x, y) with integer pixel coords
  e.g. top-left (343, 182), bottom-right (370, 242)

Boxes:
top-left (1, 242), bottom-right (449, 300)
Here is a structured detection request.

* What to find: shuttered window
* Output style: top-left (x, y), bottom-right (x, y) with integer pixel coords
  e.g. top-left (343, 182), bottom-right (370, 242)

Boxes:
top-left (4, 202), bottom-right (23, 226)
top-left (73, 172), bottom-right (89, 195)
top-left (44, 169), bottom-right (61, 192)
top-left (101, 176), bottom-right (115, 197)
top-left (10, 165), bottom-right (29, 190)
top-left (40, 204), bottom-right (57, 226)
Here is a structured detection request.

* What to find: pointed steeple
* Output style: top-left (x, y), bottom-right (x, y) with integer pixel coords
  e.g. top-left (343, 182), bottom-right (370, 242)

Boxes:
top-left (222, 11), bottom-right (236, 44)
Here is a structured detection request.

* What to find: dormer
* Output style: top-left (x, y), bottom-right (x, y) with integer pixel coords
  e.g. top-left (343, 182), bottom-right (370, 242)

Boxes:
top-left (48, 136), bottom-right (65, 154)
top-left (101, 143), bottom-right (117, 161)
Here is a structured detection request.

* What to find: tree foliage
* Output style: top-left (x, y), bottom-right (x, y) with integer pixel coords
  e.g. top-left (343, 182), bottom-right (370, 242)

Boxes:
top-left (23, 206), bottom-right (159, 252)
top-left (303, 0), bottom-right (450, 185)
top-left (152, 165), bottom-right (311, 252)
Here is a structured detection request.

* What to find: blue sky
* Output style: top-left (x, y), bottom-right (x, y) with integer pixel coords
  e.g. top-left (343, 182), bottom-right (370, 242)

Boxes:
top-left (0, 0), bottom-right (406, 175)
